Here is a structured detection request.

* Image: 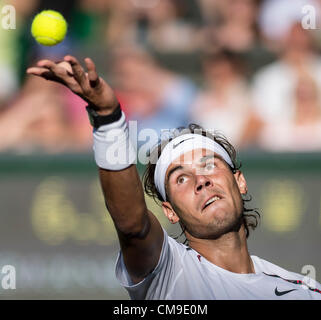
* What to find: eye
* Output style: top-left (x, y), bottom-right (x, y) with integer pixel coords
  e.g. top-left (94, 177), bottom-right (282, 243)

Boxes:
top-left (205, 162), bottom-right (215, 171)
top-left (177, 175), bottom-right (188, 184)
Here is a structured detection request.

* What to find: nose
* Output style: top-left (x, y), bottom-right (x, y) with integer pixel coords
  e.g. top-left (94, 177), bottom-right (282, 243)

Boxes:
top-left (195, 175), bottom-right (213, 193)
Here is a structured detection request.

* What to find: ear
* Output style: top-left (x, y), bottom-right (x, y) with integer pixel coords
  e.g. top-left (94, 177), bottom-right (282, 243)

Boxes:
top-left (233, 170), bottom-right (248, 195)
top-left (161, 201), bottom-right (180, 224)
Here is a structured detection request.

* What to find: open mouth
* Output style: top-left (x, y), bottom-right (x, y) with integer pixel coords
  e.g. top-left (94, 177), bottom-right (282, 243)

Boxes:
top-left (202, 195), bottom-right (222, 211)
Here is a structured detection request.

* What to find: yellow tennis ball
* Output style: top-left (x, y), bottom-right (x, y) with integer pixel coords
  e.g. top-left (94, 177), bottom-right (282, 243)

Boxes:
top-left (31, 10), bottom-right (68, 46)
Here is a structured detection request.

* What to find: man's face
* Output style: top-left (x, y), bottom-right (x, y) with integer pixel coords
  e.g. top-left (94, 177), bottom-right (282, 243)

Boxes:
top-left (162, 148), bottom-right (248, 240)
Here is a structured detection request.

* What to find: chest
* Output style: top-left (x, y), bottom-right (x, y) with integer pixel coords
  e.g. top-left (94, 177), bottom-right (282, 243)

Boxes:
top-left (167, 261), bottom-right (318, 300)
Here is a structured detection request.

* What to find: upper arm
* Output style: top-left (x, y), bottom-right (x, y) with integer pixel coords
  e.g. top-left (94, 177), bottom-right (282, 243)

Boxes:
top-left (98, 165), bottom-right (164, 284)
top-left (116, 210), bottom-right (164, 284)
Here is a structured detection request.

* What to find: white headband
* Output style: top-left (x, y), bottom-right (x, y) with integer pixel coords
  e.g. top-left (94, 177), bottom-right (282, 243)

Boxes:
top-left (154, 134), bottom-right (234, 201)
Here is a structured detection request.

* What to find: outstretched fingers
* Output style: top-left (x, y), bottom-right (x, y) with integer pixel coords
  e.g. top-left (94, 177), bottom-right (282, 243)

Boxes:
top-left (36, 59), bottom-right (57, 69)
top-left (27, 59), bottom-right (82, 93)
top-left (26, 65), bottom-right (64, 84)
top-left (26, 59), bottom-right (57, 79)
top-left (85, 57), bottom-right (100, 88)
top-left (26, 56), bottom-right (104, 101)
top-left (26, 66), bottom-right (51, 76)
top-left (64, 55), bottom-right (90, 93)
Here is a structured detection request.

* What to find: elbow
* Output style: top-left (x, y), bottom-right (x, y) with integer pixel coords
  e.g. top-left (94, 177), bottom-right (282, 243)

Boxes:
top-left (117, 215), bottom-right (151, 240)
top-left (107, 205), bottom-right (150, 239)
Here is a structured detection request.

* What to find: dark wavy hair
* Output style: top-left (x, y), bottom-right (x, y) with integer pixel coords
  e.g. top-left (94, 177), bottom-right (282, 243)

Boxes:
top-left (142, 124), bottom-right (260, 242)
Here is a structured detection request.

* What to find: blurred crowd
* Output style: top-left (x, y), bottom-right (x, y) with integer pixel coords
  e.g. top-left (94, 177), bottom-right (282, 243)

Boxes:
top-left (1, 0), bottom-right (321, 154)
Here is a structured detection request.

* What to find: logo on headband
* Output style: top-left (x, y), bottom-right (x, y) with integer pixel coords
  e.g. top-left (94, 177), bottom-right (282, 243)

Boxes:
top-left (173, 137), bottom-right (194, 149)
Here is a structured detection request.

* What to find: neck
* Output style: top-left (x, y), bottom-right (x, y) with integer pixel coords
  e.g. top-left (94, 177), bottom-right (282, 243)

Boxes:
top-left (295, 102), bottom-right (320, 124)
top-left (187, 225), bottom-right (254, 274)
top-left (283, 49), bottom-right (312, 68)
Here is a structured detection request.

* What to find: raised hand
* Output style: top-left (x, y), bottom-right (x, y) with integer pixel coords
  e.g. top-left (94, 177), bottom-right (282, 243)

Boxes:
top-left (26, 55), bottom-right (119, 115)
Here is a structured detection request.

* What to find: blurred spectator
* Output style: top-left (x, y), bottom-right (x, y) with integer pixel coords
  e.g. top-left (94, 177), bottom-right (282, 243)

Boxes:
top-left (110, 46), bottom-right (197, 139)
top-left (0, 77), bottom-right (68, 153)
top-left (138, 0), bottom-right (201, 53)
top-left (105, 0), bottom-right (201, 53)
top-left (197, 0), bottom-right (223, 23)
top-left (0, 0), bottom-right (39, 106)
top-left (189, 50), bottom-right (262, 149)
top-left (0, 73), bottom-right (91, 153)
top-left (3, 0), bottom-right (321, 154)
top-left (259, 0), bottom-right (321, 49)
top-left (199, 0), bottom-right (275, 75)
top-left (0, 28), bottom-right (18, 105)
top-left (252, 22), bottom-right (321, 147)
top-left (204, 0), bottom-right (259, 52)
top-left (99, 0), bottom-right (138, 48)
top-left (0, 0), bottom-right (96, 153)
top-left (258, 73), bottom-right (321, 151)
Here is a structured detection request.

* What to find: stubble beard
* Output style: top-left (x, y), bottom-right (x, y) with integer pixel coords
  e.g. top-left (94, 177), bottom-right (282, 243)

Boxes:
top-left (174, 201), bottom-right (244, 240)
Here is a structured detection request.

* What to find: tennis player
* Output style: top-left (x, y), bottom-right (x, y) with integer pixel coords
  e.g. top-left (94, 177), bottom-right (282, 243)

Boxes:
top-left (27, 56), bottom-right (321, 299)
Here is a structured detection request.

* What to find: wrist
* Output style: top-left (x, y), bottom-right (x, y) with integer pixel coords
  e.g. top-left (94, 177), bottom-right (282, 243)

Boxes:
top-left (92, 111), bottom-right (136, 170)
top-left (88, 102), bottom-right (119, 116)
top-left (96, 108), bottom-right (113, 116)
top-left (86, 103), bottom-right (122, 128)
